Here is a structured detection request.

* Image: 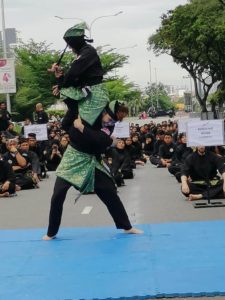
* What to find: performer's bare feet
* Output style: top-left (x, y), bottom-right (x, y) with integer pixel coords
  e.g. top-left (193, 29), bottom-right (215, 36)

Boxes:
top-left (42, 234), bottom-right (56, 241)
top-left (124, 227), bottom-right (143, 234)
top-left (188, 194), bottom-right (203, 201)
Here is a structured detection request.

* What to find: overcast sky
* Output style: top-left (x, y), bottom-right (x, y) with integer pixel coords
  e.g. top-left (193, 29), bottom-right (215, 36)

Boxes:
top-left (3, 0), bottom-right (190, 89)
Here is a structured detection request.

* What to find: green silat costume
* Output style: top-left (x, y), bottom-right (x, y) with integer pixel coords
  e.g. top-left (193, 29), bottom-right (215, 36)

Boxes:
top-left (55, 22), bottom-right (112, 191)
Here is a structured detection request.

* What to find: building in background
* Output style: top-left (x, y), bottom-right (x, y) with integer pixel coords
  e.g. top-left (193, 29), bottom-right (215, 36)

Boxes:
top-left (0, 28), bottom-right (18, 54)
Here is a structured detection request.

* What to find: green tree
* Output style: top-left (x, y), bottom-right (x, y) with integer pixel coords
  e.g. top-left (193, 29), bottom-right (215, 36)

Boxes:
top-left (143, 83), bottom-right (174, 111)
top-left (13, 40), bottom-right (71, 118)
top-left (97, 46), bottom-right (129, 80)
top-left (12, 40), bottom-right (138, 119)
top-left (148, 0), bottom-right (225, 112)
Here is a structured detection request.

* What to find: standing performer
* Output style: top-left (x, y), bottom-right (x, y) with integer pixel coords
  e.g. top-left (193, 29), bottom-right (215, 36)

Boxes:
top-left (43, 23), bottom-right (143, 240)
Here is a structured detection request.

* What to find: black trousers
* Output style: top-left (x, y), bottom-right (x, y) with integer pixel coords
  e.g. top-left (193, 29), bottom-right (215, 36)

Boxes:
top-left (47, 168), bottom-right (132, 237)
top-left (0, 182), bottom-right (15, 194)
top-left (182, 181), bottom-right (224, 200)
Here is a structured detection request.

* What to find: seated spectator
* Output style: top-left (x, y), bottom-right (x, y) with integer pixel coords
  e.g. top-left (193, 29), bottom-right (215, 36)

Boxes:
top-left (59, 135), bottom-right (69, 154)
top-left (2, 139), bottom-right (36, 190)
top-left (107, 139), bottom-right (133, 187)
top-left (28, 133), bottom-right (47, 178)
top-left (4, 122), bottom-right (19, 139)
top-left (0, 132), bottom-right (7, 154)
top-left (150, 130), bottom-right (165, 166)
top-left (181, 146), bottom-right (225, 201)
top-left (0, 158), bottom-right (16, 197)
top-left (143, 133), bottom-right (155, 159)
top-left (131, 134), bottom-right (146, 165)
top-left (45, 140), bottom-right (63, 171)
top-left (168, 133), bottom-right (193, 182)
top-left (157, 132), bottom-right (176, 168)
top-left (19, 138), bottom-right (41, 185)
top-left (124, 137), bottom-right (137, 168)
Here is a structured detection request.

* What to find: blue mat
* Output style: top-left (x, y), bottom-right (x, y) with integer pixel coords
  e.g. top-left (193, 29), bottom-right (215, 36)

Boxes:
top-left (1, 220), bottom-right (225, 300)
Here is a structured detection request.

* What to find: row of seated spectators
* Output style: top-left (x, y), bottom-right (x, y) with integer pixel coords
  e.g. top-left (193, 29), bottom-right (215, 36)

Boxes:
top-left (0, 121), bottom-right (70, 197)
top-left (104, 120), bottom-right (179, 187)
top-left (0, 118), bottom-right (174, 196)
top-left (104, 119), bottom-right (225, 202)
top-left (1, 117), bottom-right (224, 201)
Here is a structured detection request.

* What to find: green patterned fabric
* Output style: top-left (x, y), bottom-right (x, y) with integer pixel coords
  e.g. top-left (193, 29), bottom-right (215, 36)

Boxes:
top-left (56, 145), bottom-right (110, 193)
top-left (60, 83), bottom-right (109, 125)
top-left (192, 179), bottom-right (221, 186)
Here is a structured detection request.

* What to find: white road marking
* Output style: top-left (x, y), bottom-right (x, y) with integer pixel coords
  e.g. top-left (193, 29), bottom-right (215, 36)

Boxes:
top-left (81, 206), bottom-right (93, 215)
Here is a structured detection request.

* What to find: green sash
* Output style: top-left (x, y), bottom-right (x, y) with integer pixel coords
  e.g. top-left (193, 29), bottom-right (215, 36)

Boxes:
top-left (56, 145), bottom-right (110, 193)
top-left (60, 83), bottom-right (109, 125)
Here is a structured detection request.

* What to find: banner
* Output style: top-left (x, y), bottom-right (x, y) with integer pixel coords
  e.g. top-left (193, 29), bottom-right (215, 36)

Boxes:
top-left (187, 119), bottom-right (224, 147)
top-left (24, 124), bottom-right (48, 141)
top-left (112, 121), bottom-right (130, 138)
top-left (0, 58), bottom-right (16, 94)
top-left (178, 118), bottom-right (200, 133)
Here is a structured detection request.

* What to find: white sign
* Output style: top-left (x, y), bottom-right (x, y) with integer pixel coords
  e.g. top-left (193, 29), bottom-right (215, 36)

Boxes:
top-left (187, 119), bottom-right (224, 147)
top-left (0, 58), bottom-right (16, 93)
top-left (24, 124), bottom-right (48, 141)
top-left (178, 118), bottom-right (200, 133)
top-left (112, 121), bottom-right (130, 138)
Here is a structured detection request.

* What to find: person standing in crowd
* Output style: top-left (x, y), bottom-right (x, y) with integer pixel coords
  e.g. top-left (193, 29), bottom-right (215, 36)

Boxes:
top-left (0, 101), bottom-right (11, 132)
top-left (158, 132), bottom-right (176, 168)
top-left (33, 103), bottom-right (49, 124)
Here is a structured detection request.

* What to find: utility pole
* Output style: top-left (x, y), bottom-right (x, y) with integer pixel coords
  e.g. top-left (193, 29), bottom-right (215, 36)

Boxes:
top-left (1, 0), bottom-right (11, 112)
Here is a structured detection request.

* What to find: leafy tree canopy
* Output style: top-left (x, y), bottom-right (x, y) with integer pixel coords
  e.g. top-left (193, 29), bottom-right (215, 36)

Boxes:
top-left (12, 40), bottom-right (138, 119)
top-left (148, 0), bottom-right (225, 111)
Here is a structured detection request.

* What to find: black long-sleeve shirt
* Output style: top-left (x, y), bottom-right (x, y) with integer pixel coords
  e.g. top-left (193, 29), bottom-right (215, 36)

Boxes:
top-left (0, 159), bottom-right (16, 184)
top-left (0, 109), bottom-right (11, 131)
top-left (181, 151), bottom-right (225, 181)
top-left (62, 105), bottom-right (112, 157)
top-left (108, 148), bottom-right (132, 175)
top-left (159, 142), bottom-right (176, 160)
top-left (57, 44), bottom-right (103, 89)
top-left (173, 143), bottom-right (193, 164)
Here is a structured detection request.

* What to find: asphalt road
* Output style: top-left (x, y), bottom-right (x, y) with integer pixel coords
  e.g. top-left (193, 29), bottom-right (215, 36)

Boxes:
top-left (1, 162), bottom-right (225, 231)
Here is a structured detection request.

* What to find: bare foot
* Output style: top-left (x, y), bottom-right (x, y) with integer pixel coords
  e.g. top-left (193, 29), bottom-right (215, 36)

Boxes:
top-left (124, 227), bottom-right (143, 234)
top-left (42, 234), bottom-right (56, 241)
top-left (0, 192), bottom-right (9, 197)
top-left (188, 194), bottom-right (203, 201)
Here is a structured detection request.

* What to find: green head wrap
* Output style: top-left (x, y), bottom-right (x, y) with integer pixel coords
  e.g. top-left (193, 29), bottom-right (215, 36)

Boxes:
top-left (63, 22), bottom-right (89, 38)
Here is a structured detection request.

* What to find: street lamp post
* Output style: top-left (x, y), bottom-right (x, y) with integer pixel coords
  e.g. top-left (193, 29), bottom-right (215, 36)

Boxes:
top-left (116, 44), bottom-right (137, 51)
top-left (54, 15), bottom-right (84, 22)
top-left (1, 0), bottom-right (11, 112)
top-left (89, 11), bottom-right (123, 37)
top-left (55, 11), bottom-right (123, 38)
top-left (155, 67), bottom-right (159, 109)
top-left (148, 59), bottom-right (152, 84)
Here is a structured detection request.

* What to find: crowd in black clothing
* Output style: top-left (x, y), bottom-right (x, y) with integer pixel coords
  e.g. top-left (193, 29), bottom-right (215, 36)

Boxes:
top-left (1, 105), bottom-right (225, 201)
top-left (104, 119), bottom-right (225, 201)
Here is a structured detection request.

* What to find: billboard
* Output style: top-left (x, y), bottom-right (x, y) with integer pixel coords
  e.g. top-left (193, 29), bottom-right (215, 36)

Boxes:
top-left (0, 58), bottom-right (16, 93)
